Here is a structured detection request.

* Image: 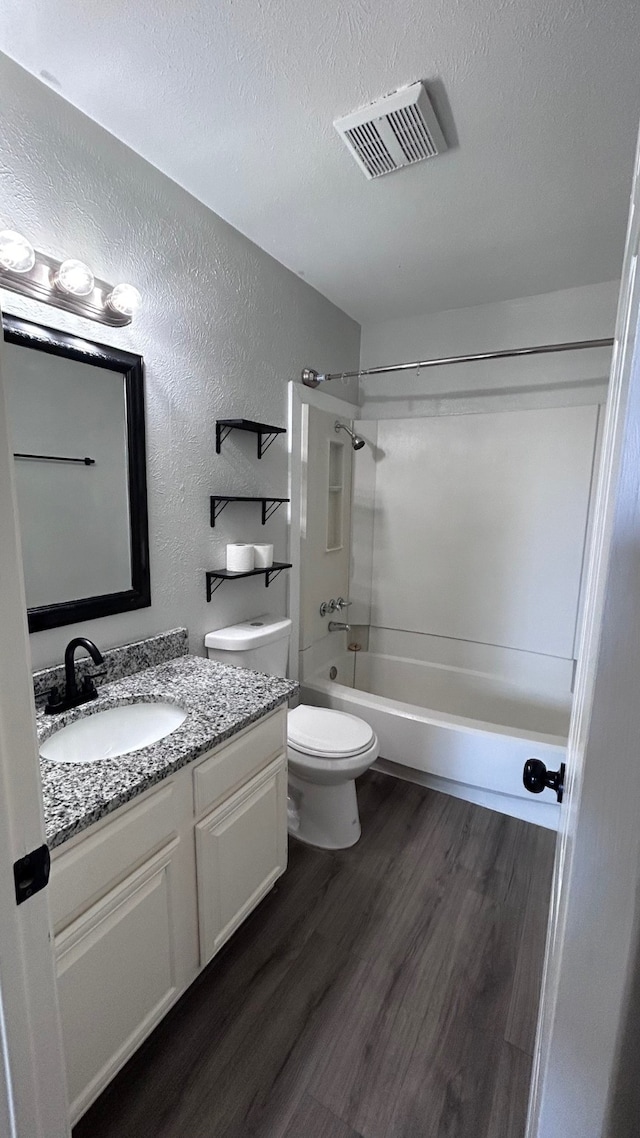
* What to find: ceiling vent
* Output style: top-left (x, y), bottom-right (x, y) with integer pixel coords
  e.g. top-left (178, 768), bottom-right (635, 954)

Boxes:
top-left (334, 82), bottom-right (447, 180)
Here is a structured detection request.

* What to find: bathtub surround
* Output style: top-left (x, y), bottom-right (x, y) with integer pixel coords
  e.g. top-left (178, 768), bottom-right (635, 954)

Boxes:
top-left (368, 406), bottom-right (598, 661)
top-left (349, 281), bottom-right (617, 690)
top-left (359, 280), bottom-right (618, 418)
top-left (0, 55), bottom-right (360, 670)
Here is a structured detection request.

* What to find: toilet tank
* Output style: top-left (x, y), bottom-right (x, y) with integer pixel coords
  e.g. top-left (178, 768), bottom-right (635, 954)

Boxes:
top-left (204, 614), bottom-right (292, 676)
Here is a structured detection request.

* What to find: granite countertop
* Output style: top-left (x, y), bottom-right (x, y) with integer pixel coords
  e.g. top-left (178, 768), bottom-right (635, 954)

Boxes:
top-left (37, 655), bottom-right (297, 850)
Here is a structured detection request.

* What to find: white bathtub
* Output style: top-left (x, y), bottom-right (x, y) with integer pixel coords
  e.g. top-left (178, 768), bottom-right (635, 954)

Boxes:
top-left (301, 651), bottom-right (570, 830)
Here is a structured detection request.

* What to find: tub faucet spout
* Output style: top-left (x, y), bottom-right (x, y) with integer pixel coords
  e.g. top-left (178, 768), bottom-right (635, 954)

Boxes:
top-left (328, 621), bottom-right (351, 633)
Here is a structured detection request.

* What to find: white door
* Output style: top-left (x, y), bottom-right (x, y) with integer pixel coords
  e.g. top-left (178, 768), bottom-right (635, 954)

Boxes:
top-left (0, 305), bottom-right (70, 1138)
top-left (527, 129), bottom-right (640, 1136)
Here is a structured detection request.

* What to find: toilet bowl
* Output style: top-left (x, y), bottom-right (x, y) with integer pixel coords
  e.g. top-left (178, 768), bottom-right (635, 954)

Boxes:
top-left (204, 616), bottom-right (379, 850)
top-left (287, 704), bottom-right (379, 849)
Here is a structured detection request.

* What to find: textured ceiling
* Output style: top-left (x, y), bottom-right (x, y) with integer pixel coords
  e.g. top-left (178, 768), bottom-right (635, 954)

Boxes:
top-left (1, 0), bottom-right (639, 323)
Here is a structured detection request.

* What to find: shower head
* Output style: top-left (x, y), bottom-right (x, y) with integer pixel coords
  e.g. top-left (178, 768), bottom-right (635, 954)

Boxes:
top-left (335, 421), bottom-right (365, 451)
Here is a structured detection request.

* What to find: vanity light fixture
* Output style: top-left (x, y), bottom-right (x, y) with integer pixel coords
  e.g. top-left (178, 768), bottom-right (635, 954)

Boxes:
top-left (0, 228), bottom-right (141, 326)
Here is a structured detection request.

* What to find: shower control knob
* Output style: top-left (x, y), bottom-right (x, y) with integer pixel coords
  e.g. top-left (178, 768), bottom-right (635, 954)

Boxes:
top-left (523, 758), bottom-right (566, 804)
top-left (319, 600), bottom-right (337, 616)
top-left (335, 597), bottom-right (352, 610)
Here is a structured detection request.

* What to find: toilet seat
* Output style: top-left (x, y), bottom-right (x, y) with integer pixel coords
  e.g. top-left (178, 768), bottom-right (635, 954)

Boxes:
top-left (287, 705), bottom-right (374, 760)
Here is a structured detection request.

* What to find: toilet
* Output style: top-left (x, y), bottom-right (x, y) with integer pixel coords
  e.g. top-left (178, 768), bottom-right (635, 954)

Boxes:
top-left (204, 615), bottom-right (379, 849)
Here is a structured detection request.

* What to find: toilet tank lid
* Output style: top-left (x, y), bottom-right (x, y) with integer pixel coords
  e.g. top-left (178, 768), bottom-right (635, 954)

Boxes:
top-left (204, 614), bottom-right (292, 651)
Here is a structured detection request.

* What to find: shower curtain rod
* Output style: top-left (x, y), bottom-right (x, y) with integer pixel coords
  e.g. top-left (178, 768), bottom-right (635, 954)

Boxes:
top-left (301, 336), bottom-right (614, 387)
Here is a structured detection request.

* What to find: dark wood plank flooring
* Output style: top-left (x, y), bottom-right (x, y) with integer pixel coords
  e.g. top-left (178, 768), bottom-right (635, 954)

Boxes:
top-left (73, 771), bottom-right (555, 1138)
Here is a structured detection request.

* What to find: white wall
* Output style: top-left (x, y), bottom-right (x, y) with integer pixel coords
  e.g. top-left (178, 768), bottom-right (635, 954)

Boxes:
top-left (368, 405), bottom-right (598, 663)
top-left (0, 56), bottom-right (360, 669)
top-left (359, 281), bottom-right (618, 418)
top-left (350, 283), bottom-right (618, 690)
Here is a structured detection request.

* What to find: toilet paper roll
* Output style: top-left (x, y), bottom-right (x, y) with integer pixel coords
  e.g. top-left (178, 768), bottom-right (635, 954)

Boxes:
top-left (226, 542), bottom-right (255, 573)
top-left (253, 543), bottom-right (274, 568)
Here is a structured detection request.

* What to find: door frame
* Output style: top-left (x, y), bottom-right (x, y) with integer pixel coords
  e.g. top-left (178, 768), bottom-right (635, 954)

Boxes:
top-left (287, 380), bottom-right (359, 681)
top-left (0, 302), bottom-right (70, 1137)
top-left (527, 129), bottom-right (640, 1137)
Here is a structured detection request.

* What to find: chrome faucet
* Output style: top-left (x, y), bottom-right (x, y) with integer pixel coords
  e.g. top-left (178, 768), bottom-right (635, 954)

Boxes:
top-left (320, 597), bottom-right (352, 617)
top-left (319, 599), bottom-right (337, 617)
top-left (328, 621), bottom-right (351, 633)
top-left (45, 637), bottom-right (106, 714)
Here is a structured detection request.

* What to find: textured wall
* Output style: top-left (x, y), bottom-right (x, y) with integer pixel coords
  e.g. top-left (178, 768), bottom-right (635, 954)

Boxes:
top-left (0, 56), bottom-right (360, 669)
top-left (1, 2), bottom-right (638, 322)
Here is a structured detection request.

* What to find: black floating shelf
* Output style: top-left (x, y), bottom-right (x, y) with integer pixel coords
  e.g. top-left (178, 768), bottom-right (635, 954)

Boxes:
top-left (206, 562), bottom-right (292, 601)
top-left (215, 419), bottom-right (286, 460)
top-left (210, 495), bottom-right (290, 527)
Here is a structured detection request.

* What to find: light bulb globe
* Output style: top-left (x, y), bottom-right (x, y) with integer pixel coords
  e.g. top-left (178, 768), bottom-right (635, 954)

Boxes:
top-left (54, 259), bottom-right (95, 297)
top-left (107, 283), bottom-right (142, 317)
top-left (0, 230), bottom-right (36, 274)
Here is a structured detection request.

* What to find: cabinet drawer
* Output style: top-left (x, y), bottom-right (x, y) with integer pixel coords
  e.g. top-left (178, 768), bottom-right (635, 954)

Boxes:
top-left (193, 707), bottom-right (286, 818)
top-left (50, 781), bottom-right (176, 934)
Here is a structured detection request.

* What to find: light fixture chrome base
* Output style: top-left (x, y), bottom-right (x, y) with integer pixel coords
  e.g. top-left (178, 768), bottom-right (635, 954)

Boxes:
top-left (0, 250), bottom-right (131, 327)
top-left (301, 367), bottom-right (326, 388)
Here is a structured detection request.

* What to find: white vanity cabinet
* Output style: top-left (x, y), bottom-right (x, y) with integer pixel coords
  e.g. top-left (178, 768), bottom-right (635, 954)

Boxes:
top-left (49, 706), bottom-right (287, 1124)
top-left (196, 755), bottom-right (287, 963)
top-left (192, 708), bottom-right (288, 964)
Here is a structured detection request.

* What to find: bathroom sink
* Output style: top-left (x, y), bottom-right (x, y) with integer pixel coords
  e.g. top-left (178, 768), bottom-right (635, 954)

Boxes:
top-left (40, 701), bottom-right (188, 764)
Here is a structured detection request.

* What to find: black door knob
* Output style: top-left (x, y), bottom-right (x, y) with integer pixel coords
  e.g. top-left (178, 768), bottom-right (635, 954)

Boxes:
top-left (523, 758), bottom-right (566, 803)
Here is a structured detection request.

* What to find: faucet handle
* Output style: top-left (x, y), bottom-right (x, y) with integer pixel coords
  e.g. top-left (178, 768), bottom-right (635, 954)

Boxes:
top-left (44, 686), bottom-right (62, 714)
top-left (335, 597), bottom-right (352, 610)
top-left (81, 670), bottom-right (106, 696)
top-left (319, 599), bottom-right (338, 617)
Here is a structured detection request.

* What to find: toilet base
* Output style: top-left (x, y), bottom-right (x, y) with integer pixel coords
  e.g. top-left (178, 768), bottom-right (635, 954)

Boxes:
top-left (288, 772), bottom-right (361, 850)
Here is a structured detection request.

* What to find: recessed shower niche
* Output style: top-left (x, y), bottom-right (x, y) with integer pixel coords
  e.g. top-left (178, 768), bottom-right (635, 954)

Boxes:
top-left (327, 438), bottom-right (345, 551)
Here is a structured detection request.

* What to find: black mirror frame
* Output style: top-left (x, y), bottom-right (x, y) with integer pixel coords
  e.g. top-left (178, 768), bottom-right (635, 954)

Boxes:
top-left (2, 314), bottom-right (151, 633)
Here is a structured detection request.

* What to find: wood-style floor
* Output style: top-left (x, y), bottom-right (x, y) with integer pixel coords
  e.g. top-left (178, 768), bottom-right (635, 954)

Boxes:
top-left (73, 771), bottom-right (555, 1138)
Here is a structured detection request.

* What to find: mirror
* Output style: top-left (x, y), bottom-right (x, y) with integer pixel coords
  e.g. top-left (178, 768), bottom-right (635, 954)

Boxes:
top-left (2, 314), bottom-right (150, 632)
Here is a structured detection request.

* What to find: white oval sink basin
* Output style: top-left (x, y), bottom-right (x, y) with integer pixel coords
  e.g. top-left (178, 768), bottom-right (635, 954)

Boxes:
top-left (40, 701), bottom-right (188, 764)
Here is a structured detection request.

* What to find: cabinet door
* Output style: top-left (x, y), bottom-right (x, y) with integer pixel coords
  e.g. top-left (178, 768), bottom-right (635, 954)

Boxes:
top-left (196, 754), bottom-right (287, 965)
top-left (55, 839), bottom-right (180, 1123)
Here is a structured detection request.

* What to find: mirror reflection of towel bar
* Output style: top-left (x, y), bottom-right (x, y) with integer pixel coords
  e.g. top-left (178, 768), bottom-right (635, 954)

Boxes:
top-left (13, 452), bottom-right (95, 465)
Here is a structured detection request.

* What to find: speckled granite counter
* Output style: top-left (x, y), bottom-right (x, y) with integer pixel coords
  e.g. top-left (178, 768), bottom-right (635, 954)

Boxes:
top-left (37, 655), bottom-right (297, 850)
